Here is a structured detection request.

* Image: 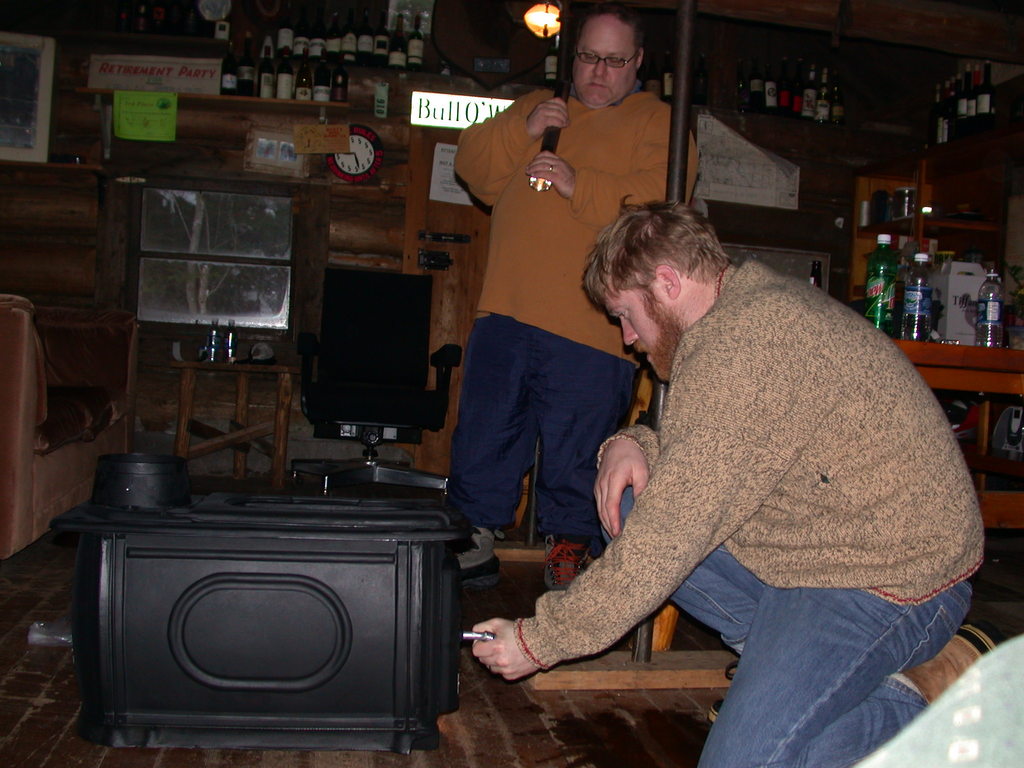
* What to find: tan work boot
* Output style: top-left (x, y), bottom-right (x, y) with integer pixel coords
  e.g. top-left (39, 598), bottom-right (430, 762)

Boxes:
top-left (901, 622), bottom-right (1000, 703)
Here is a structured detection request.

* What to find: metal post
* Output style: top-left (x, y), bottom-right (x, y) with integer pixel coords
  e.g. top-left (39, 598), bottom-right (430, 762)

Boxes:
top-left (631, 0), bottom-right (697, 666)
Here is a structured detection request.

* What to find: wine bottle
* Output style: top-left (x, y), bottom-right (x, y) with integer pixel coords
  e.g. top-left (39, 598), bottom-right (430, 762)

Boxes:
top-left (692, 53), bottom-right (708, 106)
top-left (276, 2), bottom-right (295, 58)
top-left (236, 33), bottom-right (256, 97)
top-left (736, 59), bottom-right (751, 113)
top-left (814, 66), bottom-right (831, 123)
top-left (800, 62), bottom-right (817, 119)
top-left (165, 0), bottom-right (185, 35)
top-left (809, 260), bottom-right (823, 288)
top-left (313, 57), bottom-right (331, 102)
top-left (372, 8), bottom-right (390, 67)
top-left (356, 7), bottom-right (374, 66)
top-left (330, 61), bottom-right (349, 102)
top-left (292, 4), bottom-right (310, 58)
top-left (661, 49), bottom-right (673, 103)
top-left (220, 45), bottom-right (238, 95)
top-left (790, 58), bottom-right (805, 117)
top-left (966, 63), bottom-right (978, 120)
top-left (829, 69), bottom-right (845, 126)
top-left (134, 1), bottom-right (149, 33)
top-left (955, 69), bottom-right (969, 138)
top-left (544, 34), bottom-right (559, 86)
top-left (294, 51), bottom-right (313, 100)
top-left (407, 12), bottom-right (424, 71)
top-left (777, 58), bottom-right (792, 114)
top-left (388, 12), bottom-right (407, 69)
top-left (275, 53), bottom-right (294, 99)
top-left (258, 36), bottom-right (276, 98)
top-left (309, 4), bottom-right (327, 61)
top-left (116, 0), bottom-right (132, 33)
top-left (325, 9), bottom-right (342, 62)
top-left (182, 0), bottom-right (200, 36)
top-left (764, 63), bottom-right (777, 113)
top-left (149, 0), bottom-right (167, 34)
top-left (976, 60), bottom-right (996, 132)
top-left (748, 57), bottom-right (765, 112)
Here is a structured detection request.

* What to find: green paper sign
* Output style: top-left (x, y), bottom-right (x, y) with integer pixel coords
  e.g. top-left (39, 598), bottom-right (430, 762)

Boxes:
top-left (113, 91), bottom-right (177, 142)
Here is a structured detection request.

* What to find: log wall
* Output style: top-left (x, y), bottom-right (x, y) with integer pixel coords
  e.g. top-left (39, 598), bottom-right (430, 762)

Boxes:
top-left (3, 4), bottom-right (1015, 478)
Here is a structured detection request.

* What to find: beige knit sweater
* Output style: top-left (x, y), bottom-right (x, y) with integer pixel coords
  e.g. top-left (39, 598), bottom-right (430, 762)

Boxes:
top-left (518, 260), bottom-right (984, 668)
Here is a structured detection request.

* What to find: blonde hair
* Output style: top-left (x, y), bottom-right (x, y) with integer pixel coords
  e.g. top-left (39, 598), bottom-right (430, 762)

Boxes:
top-left (584, 201), bottom-right (730, 307)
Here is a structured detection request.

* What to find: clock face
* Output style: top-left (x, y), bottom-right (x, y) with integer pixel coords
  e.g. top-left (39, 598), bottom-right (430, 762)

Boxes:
top-left (198, 0), bottom-right (233, 21)
top-left (327, 125), bottom-right (385, 183)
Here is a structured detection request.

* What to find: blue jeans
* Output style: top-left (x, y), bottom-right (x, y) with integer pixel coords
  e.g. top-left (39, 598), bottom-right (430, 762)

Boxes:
top-left (614, 489), bottom-right (972, 768)
top-left (449, 315), bottom-right (635, 539)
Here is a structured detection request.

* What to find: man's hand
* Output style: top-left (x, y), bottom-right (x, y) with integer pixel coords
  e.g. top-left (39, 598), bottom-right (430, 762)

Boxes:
top-left (594, 438), bottom-right (649, 538)
top-left (526, 151), bottom-right (576, 199)
top-left (525, 97), bottom-right (569, 140)
top-left (470, 618), bottom-right (540, 680)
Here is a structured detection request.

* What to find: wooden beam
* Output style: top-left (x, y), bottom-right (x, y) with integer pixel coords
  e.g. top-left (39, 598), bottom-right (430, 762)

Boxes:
top-left (611, 0), bottom-right (1024, 64)
top-left (526, 649), bottom-right (736, 690)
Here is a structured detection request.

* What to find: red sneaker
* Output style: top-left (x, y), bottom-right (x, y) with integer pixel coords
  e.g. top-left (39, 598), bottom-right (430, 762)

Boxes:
top-left (544, 536), bottom-right (590, 590)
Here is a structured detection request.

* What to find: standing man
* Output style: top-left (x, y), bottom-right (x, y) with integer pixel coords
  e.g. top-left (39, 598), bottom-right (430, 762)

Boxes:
top-left (452, 3), bottom-right (697, 590)
top-left (472, 201), bottom-right (985, 768)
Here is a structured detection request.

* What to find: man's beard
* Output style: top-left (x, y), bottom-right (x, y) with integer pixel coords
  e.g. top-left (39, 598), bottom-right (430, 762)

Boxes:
top-left (641, 298), bottom-right (686, 382)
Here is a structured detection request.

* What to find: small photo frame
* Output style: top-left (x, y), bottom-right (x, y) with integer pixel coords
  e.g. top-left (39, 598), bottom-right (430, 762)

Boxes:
top-left (244, 127), bottom-right (310, 177)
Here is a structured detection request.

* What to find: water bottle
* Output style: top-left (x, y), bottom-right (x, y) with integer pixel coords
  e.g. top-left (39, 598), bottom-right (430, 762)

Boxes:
top-left (975, 269), bottom-right (1004, 347)
top-left (901, 253), bottom-right (933, 341)
top-left (864, 234), bottom-right (897, 335)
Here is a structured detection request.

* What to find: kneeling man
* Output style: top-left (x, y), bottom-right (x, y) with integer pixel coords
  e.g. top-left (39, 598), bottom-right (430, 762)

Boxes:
top-left (471, 201), bottom-right (984, 768)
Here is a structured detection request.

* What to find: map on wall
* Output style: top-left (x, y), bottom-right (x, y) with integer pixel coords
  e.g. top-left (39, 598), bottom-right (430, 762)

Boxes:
top-left (694, 113), bottom-right (799, 210)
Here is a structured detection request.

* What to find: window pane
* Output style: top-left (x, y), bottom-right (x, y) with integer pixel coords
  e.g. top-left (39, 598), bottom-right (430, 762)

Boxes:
top-left (138, 257), bottom-right (291, 329)
top-left (141, 188), bottom-right (292, 260)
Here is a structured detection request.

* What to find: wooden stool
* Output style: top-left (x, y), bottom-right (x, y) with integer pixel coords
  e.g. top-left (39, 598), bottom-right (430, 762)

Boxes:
top-left (171, 360), bottom-right (299, 488)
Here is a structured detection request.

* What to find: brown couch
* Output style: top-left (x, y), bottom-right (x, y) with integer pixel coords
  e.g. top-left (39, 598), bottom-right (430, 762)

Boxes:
top-left (0, 295), bottom-right (138, 559)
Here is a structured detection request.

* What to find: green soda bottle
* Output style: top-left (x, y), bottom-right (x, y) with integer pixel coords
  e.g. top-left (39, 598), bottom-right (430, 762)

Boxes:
top-left (864, 234), bottom-right (898, 335)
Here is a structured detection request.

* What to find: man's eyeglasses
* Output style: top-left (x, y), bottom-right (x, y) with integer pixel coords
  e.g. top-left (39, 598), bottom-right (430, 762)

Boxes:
top-left (575, 50), bottom-right (640, 68)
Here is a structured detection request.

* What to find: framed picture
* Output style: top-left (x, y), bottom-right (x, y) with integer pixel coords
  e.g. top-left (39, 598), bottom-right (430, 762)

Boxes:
top-left (243, 127), bottom-right (310, 177)
top-left (0, 32), bottom-right (56, 163)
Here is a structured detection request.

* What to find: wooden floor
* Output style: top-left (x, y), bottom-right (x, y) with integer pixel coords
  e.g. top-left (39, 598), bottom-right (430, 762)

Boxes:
top-left (1, 480), bottom-right (1023, 767)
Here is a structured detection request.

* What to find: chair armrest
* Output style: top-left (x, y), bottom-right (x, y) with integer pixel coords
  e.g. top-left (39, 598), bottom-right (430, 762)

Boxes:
top-left (297, 332), bottom-right (320, 358)
top-left (430, 344), bottom-right (462, 369)
top-left (430, 344), bottom-right (462, 394)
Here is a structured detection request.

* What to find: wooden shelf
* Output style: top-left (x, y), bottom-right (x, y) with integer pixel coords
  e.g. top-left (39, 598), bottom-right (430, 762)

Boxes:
top-left (922, 218), bottom-right (1000, 234)
top-left (76, 88), bottom-right (350, 112)
top-left (0, 160), bottom-right (102, 172)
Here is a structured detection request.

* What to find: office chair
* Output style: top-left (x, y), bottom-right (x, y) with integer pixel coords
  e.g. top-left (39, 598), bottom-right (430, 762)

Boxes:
top-left (291, 268), bottom-right (462, 494)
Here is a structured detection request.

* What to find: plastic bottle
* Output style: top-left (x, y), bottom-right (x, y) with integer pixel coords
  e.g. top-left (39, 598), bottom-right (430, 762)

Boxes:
top-left (864, 234), bottom-right (898, 335)
top-left (976, 269), bottom-right (1004, 347)
top-left (901, 252), bottom-right (933, 341)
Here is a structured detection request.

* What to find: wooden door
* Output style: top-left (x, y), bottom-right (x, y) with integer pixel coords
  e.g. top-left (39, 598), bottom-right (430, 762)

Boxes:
top-left (402, 126), bottom-right (492, 475)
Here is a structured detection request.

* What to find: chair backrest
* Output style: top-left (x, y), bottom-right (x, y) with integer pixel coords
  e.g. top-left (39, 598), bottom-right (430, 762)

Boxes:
top-left (317, 268), bottom-right (433, 389)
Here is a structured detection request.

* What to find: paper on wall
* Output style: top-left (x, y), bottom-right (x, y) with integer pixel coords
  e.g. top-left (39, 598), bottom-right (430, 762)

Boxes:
top-left (429, 143), bottom-right (473, 206)
top-left (694, 113), bottom-right (799, 210)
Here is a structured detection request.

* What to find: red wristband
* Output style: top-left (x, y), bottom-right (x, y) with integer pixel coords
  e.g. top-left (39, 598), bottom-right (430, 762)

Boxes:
top-left (515, 618), bottom-right (547, 670)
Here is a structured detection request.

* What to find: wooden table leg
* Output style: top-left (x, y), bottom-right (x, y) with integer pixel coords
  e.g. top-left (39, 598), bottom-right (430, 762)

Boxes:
top-left (233, 370), bottom-right (250, 480)
top-left (173, 366), bottom-right (197, 458)
top-left (652, 604), bottom-right (680, 652)
top-left (271, 370), bottom-right (294, 489)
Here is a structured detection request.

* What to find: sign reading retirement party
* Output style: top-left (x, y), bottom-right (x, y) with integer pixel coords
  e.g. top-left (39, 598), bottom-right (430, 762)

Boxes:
top-left (410, 91), bottom-right (514, 130)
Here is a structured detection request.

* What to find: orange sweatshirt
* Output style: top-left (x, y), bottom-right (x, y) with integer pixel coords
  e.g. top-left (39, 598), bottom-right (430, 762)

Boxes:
top-left (455, 88), bottom-right (695, 357)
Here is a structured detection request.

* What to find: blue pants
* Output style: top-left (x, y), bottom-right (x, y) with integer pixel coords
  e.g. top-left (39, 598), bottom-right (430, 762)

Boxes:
top-left (448, 315), bottom-right (635, 539)
top-left (615, 489), bottom-right (972, 768)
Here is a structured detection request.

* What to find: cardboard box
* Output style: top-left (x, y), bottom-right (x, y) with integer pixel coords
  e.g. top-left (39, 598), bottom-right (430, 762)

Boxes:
top-left (88, 54), bottom-right (221, 95)
top-left (932, 261), bottom-right (986, 345)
